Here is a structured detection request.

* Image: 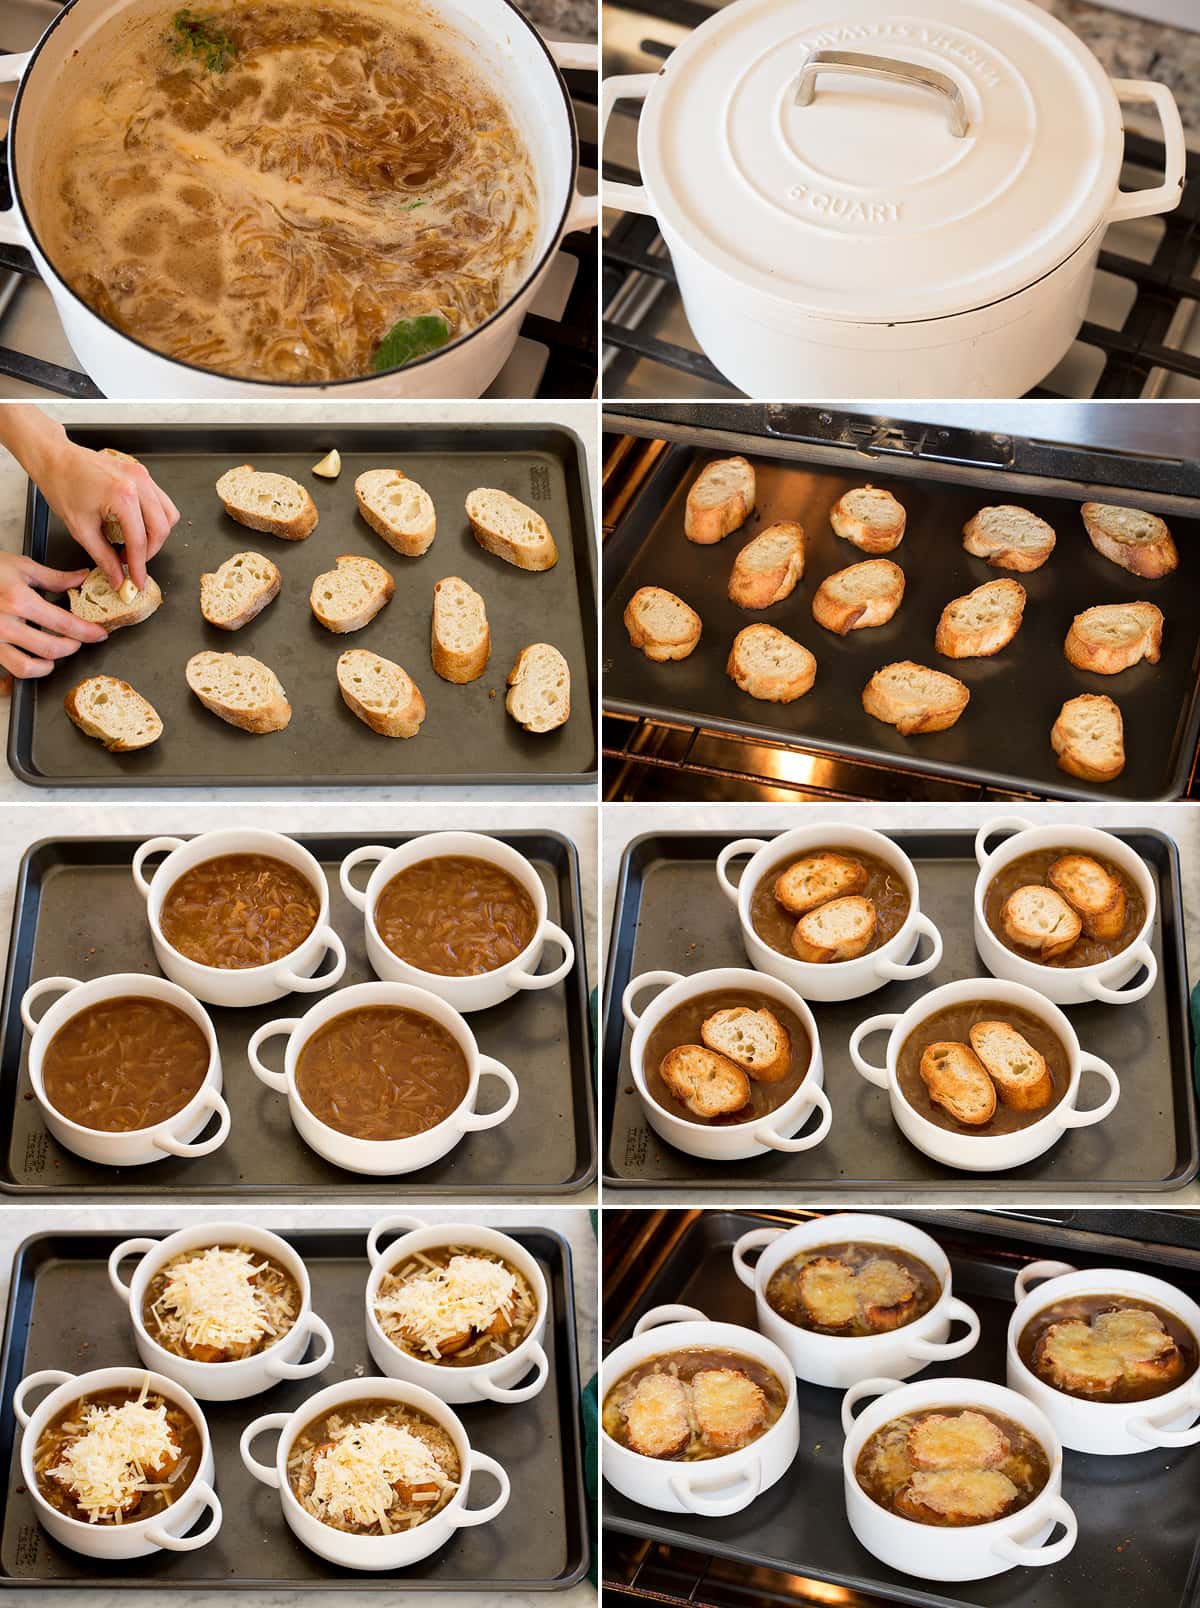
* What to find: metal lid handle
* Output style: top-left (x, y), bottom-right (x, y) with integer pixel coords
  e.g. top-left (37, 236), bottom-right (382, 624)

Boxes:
top-left (795, 50), bottom-right (969, 139)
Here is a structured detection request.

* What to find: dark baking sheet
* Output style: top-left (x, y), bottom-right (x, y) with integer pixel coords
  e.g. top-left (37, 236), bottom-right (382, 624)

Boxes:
top-left (602, 830), bottom-right (1196, 1193)
top-left (601, 443), bottom-right (1200, 801)
top-left (10, 423), bottom-right (598, 788)
top-left (602, 1207), bottom-right (1200, 1608)
top-left (0, 1225), bottom-right (588, 1590)
top-left (0, 831), bottom-right (595, 1197)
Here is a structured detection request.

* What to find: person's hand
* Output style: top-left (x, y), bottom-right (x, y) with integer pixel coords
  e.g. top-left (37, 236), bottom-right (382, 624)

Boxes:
top-left (0, 553), bottom-right (108, 679)
top-left (33, 439), bottom-right (180, 591)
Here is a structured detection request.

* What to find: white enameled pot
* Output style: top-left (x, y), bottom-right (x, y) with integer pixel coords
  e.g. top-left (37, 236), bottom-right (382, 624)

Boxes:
top-left (248, 981), bottom-right (519, 1176)
top-left (240, 1377), bottom-right (510, 1571)
top-left (622, 966), bottom-right (832, 1162)
top-left (364, 1214), bottom-right (550, 1403)
top-left (731, 1214), bottom-right (980, 1387)
top-left (0, 2), bottom-right (596, 400)
top-left (716, 827), bottom-right (942, 1002)
top-left (600, 0), bottom-right (1184, 399)
top-left (340, 833), bottom-right (574, 1013)
top-left (601, 1304), bottom-right (800, 1515)
top-left (841, 1376), bottom-right (1076, 1581)
top-left (1007, 1260), bottom-right (1200, 1456)
top-left (849, 977), bottom-right (1119, 1172)
top-left (20, 973), bottom-right (230, 1167)
top-left (132, 831), bottom-right (346, 1008)
top-left (973, 815), bottom-right (1158, 1006)
top-left (15, 1366), bottom-right (222, 1560)
top-left (108, 1224), bottom-right (335, 1402)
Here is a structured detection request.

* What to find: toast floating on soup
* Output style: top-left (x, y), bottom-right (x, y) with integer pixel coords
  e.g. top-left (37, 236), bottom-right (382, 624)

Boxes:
top-left (603, 1348), bottom-right (786, 1460)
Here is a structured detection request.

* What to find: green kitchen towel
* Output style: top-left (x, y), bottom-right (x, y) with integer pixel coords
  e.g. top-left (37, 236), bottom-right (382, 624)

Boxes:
top-left (1192, 981), bottom-right (1200, 1096)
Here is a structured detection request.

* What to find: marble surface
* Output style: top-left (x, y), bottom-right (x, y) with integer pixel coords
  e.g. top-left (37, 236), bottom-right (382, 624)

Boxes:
top-left (518, 0), bottom-right (596, 43)
top-left (1050, 0), bottom-right (1200, 135)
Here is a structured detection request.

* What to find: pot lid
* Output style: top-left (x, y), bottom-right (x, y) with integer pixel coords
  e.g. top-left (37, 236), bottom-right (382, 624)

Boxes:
top-left (638, 0), bottom-right (1123, 322)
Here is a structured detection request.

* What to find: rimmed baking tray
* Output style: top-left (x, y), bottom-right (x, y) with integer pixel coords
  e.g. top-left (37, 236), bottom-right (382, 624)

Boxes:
top-left (0, 830), bottom-right (595, 1197)
top-left (602, 1206), bottom-right (1200, 1608)
top-left (602, 829), bottom-right (1197, 1193)
top-left (9, 423), bottom-right (598, 788)
top-left (601, 442), bottom-right (1200, 801)
top-left (0, 1224), bottom-right (589, 1590)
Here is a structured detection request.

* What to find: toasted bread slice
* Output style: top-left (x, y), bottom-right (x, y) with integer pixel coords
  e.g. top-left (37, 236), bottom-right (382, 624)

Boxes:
top-left (1001, 885), bottom-right (1082, 961)
top-left (897, 1469), bottom-right (1018, 1527)
top-left (701, 1006), bottom-right (791, 1083)
top-left (432, 577), bottom-right (490, 683)
top-left (309, 555), bottom-right (395, 634)
top-left (918, 1042), bottom-right (997, 1127)
top-left (1064, 602), bottom-right (1163, 675)
top-left (907, 1412), bottom-right (1010, 1472)
top-left (1082, 503), bottom-right (1178, 578)
top-left (506, 642), bottom-right (570, 733)
top-left (99, 448), bottom-right (141, 544)
top-left (337, 649), bottom-right (425, 738)
top-left (856, 1257), bottom-right (921, 1331)
top-left (1035, 1308), bottom-right (1182, 1397)
top-left (963, 505), bottom-right (1055, 572)
top-left (935, 579), bottom-right (1026, 659)
top-left (727, 624), bottom-right (816, 703)
top-left (185, 651), bottom-right (291, 733)
top-left (796, 1257), bottom-right (859, 1328)
top-left (354, 470), bottom-right (436, 557)
top-left (1048, 854), bottom-right (1126, 941)
top-left (659, 1044), bottom-right (750, 1120)
top-left (684, 457), bottom-right (755, 544)
top-left (811, 559), bottom-right (905, 635)
top-left (200, 551), bottom-right (281, 631)
top-left (69, 566), bottom-right (161, 631)
top-left (774, 852), bottom-right (868, 915)
top-left (969, 1020), bottom-right (1052, 1111)
top-left (791, 895), bottom-right (876, 964)
top-left (830, 486), bottom-right (906, 553)
top-left (1051, 693), bottom-right (1125, 782)
top-left (216, 465), bottom-right (318, 540)
top-left (64, 676), bottom-right (162, 752)
top-left (727, 522), bottom-right (805, 609)
top-left (691, 1368), bottom-right (767, 1451)
top-left (862, 661), bottom-right (969, 735)
top-left (624, 586), bottom-right (701, 662)
top-left (623, 1373), bottom-right (691, 1460)
top-left (465, 488), bottom-right (557, 572)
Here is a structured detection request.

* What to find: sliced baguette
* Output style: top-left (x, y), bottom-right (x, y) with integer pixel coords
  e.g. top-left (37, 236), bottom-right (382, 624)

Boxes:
top-left (727, 624), bottom-right (816, 703)
top-left (506, 642), bottom-right (570, 733)
top-left (355, 470), bottom-right (436, 557)
top-left (962, 506), bottom-right (1055, 572)
top-left (935, 579), bottom-right (1026, 659)
top-left (215, 465), bottom-right (318, 540)
top-left (64, 676), bottom-right (162, 752)
top-left (185, 650), bottom-right (291, 733)
top-left (1051, 693), bottom-right (1125, 782)
top-left (336, 648), bottom-right (425, 738)
top-left (727, 522), bottom-right (805, 609)
top-left (812, 559), bottom-right (905, 635)
top-left (99, 448), bottom-right (140, 544)
top-left (1048, 854), bottom-right (1126, 941)
top-left (684, 456), bottom-right (755, 544)
top-left (200, 551), bottom-right (281, 631)
top-left (432, 576), bottom-right (490, 683)
top-left (1064, 601), bottom-right (1163, 675)
top-left (1001, 885), bottom-right (1082, 961)
top-left (701, 1006), bottom-right (791, 1083)
top-left (68, 566), bottom-right (162, 632)
top-left (1082, 503), bottom-right (1178, 578)
top-left (775, 852), bottom-right (868, 915)
top-left (309, 555), bottom-right (395, 634)
top-left (969, 1021), bottom-right (1052, 1111)
top-left (830, 486), bottom-right (906, 553)
top-left (624, 586), bottom-right (701, 662)
top-left (659, 1044), bottom-right (750, 1119)
top-left (465, 488), bottom-right (557, 571)
top-left (862, 661), bottom-right (969, 735)
top-left (791, 895), bottom-right (877, 963)
top-left (919, 1042), bottom-right (996, 1127)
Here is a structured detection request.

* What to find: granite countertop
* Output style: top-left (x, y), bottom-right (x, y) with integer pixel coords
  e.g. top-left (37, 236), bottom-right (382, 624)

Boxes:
top-left (519, 0), bottom-right (596, 43)
top-left (1049, 0), bottom-right (1200, 137)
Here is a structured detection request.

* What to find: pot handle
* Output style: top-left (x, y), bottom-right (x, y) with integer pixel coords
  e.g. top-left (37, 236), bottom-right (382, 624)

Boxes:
top-left (338, 844), bottom-right (389, 911)
top-left (1081, 941), bottom-right (1156, 1006)
top-left (240, 1413), bottom-right (288, 1488)
top-left (633, 1303), bottom-right (706, 1335)
top-left (841, 1376), bottom-right (905, 1436)
top-left (755, 1084), bottom-right (833, 1153)
top-left (108, 1237), bottom-right (161, 1300)
top-left (20, 976), bottom-right (82, 1036)
top-left (716, 839), bottom-right (768, 905)
top-left (1013, 1260), bottom-right (1077, 1303)
top-left (794, 50), bottom-right (969, 138)
top-left (904, 1296), bottom-right (980, 1362)
top-left (264, 1312), bottom-right (335, 1380)
top-left (548, 41), bottom-right (602, 235)
top-left (131, 836), bottom-right (186, 900)
top-left (731, 1226), bottom-right (783, 1289)
top-left (1107, 80), bottom-right (1186, 223)
top-left (144, 1482), bottom-right (222, 1552)
top-left (601, 74), bottom-right (658, 217)
top-left (0, 55), bottom-right (32, 252)
top-left (874, 912), bottom-right (942, 982)
top-left (1056, 1054), bottom-right (1119, 1130)
top-left (453, 1451), bottom-right (511, 1528)
top-left (622, 970), bottom-right (683, 1032)
top-left (848, 1015), bottom-right (900, 1089)
top-left (458, 1057), bottom-right (519, 1131)
top-left (991, 1495), bottom-right (1078, 1568)
top-left (508, 921), bottom-right (574, 991)
top-left (1127, 1380), bottom-right (1200, 1448)
top-left (974, 816), bottom-right (1035, 867)
top-left (670, 1458), bottom-right (761, 1518)
top-left (248, 1019), bottom-right (300, 1092)
top-left (275, 927), bottom-right (347, 994)
top-left (366, 1214), bottom-right (429, 1266)
top-left (153, 1089), bottom-right (232, 1158)
top-left (476, 1342), bottom-right (550, 1404)
top-left (13, 1369), bottom-right (74, 1429)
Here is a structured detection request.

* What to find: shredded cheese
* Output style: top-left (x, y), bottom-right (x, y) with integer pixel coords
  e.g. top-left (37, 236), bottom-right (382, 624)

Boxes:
top-left (49, 1383), bottom-right (179, 1523)
top-left (308, 1421), bottom-right (456, 1533)
top-left (374, 1254), bottom-right (517, 1358)
top-left (151, 1246), bottom-right (280, 1354)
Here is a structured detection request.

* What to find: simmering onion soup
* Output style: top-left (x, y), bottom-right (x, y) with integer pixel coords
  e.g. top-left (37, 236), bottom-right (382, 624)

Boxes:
top-left (36, 0), bottom-right (540, 382)
top-left (42, 996), bottom-right (209, 1132)
top-left (143, 1244), bottom-right (301, 1362)
top-left (855, 1406), bottom-right (1049, 1527)
top-left (287, 1397), bottom-right (459, 1534)
top-left (294, 1005), bottom-right (469, 1140)
top-left (374, 1245), bottom-right (537, 1364)
top-left (160, 853), bottom-right (320, 968)
top-left (603, 1348), bottom-right (787, 1461)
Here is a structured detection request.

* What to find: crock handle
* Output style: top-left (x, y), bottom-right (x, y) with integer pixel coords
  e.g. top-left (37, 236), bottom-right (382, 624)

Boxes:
top-left (670, 1459), bottom-right (761, 1518)
top-left (275, 927), bottom-right (347, 994)
top-left (1056, 1054), bottom-right (1119, 1129)
top-left (20, 976), bottom-right (82, 1036)
top-left (0, 55), bottom-right (32, 252)
top-left (107, 1237), bottom-right (160, 1300)
top-left (154, 1089), bottom-right (232, 1158)
top-left (601, 74), bottom-right (658, 217)
top-left (239, 1414), bottom-right (288, 1488)
top-left (248, 1019), bottom-right (300, 1092)
top-left (633, 1303), bottom-right (707, 1335)
top-left (756, 1084), bottom-right (833, 1153)
top-left (338, 845), bottom-right (389, 911)
top-left (1108, 80), bottom-right (1186, 223)
top-left (508, 921), bottom-right (574, 990)
top-left (731, 1227), bottom-right (783, 1289)
top-left (453, 1451), bottom-right (511, 1527)
top-left (841, 1376), bottom-right (905, 1436)
top-left (974, 815), bottom-right (1035, 867)
top-left (265, 1312), bottom-right (335, 1380)
top-left (1127, 1381), bottom-right (1200, 1448)
top-left (848, 1015), bottom-right (900, 1089)
top-left (1081, 941), bottom-right (1156, 1006)
top-left (992, 1496), bottom-right (1078, 1568)
top-left (145, 1482), bottom-right (222, 1552)
top-left (548, 40), bottom-right (602, 234)
top-left (904, 1296), bottom-right (980, 1362)
top-left (365, 1214), bottom-right (429, 1267)
top-left (794, 50), bottom-right (969, 138)
top-left (131, 836), bottom-right (186, 900)
top-left (622, 970), bottom-right (683, 1031)
top-left (1013, 1260), bottom-right (1077, 1303)
top-left (874, 913), bottom-right (942, 981)
top-left (476, 1342), bottom-right (550, 1404)
top-left (716, 839), bottom-right (768, 905)
top-left (458, 1057), bottom-right (519, 1131)
top-left (13, 1369), bottom-right (73, 1429)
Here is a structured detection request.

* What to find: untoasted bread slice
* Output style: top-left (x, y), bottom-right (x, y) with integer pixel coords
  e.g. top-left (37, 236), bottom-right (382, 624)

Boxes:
top-left (830, 486), bottom-right (906, 553)
top-left (185, 651), bottom-right (291, 733)
top-left (200, 551), bottom-right (281, 631)
top-left (691, 1368), bottom-right (767, 1451)
top-left (963, 506), bottom-right (1055, 572)
top-left (309, 555), bottom-right (395, 634)
top-left (897, 1469), bottom-right (1018, 1526)
top-left (658, 1044), bottom-right (750, 1119)
top-left (935, 579), bottom-right (1026, 659)
top-left (506, 642), bottom-right (570, 733)
top-left (624, 587), bottom-right (701, 662)
top-left (1064, 602), bottom-right (1163, 675)
top-left (432, 576), bottom-right (490, 683)
top-left (908, 1412), bottom-right (1010, 1472)
top-left (623, 1373), bottom-right (691, 1459)
top-left (337, 649), bottom-right (425, 738)
top-left (918, 1042), bottom-right (996, 1127)
top-left (684, 457), bottom-right (755, 544)
top-left (465, 488), bottom-right (557, 571)
top-left (355, 470), bottom-right (436, 557)
top-left (99, 448), bottom-right (141, 544)
top-left (1082, 503), bottom-right (1178, 578)
top-left (727, 624), bottom-right (816, 703)
top-left (1048, 854), bottom-right (1126, 941)
top-left (862, 661), bottom-right (969, 735)
top-left (1001, 885), bottom-right (1082, 961)
top-left (64, 676), bottom-right (162, 752)
top-left (1051, 693), bottom-right (1125, 782)
top-left (216, 465), bottom-right (318, 540)
top-left (774, 852), bottom-right (868, 915)
top-left (811, 559), bottom-right (905, 635)
top-left (791, 895), bottom-right (876, 963)
top-left (969, 1020), bottom-right (1052, 1111)
top-left (727, 523), bottom-right (805, 609)
top-left (69, 567), bottom-right (161, 631)
top-left (701, 1006), bottom-right (791, 1083)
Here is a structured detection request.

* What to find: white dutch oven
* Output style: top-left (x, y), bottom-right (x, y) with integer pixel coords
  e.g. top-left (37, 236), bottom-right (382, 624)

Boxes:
top-left (841, 1375), bottom-right (1077, 1581)
top-left (240, 1377), bottom-right (510, 1571)
top-left (600, 0), bottom-right (1184, 398)
top-left (0, 0), bottom-right (596, 400)
top-left (716, 827), bottom-right (942, 1002)
top-left (108, 1224), bottom-right (335, 1402)
top-left (248, 981), bottom-right (519, 1176)
top-left (133, 831), bottom-right (347, 1008)
top-left (20, 973), bottom-right (231, 1167)
top-left (340, 833), bottom-right (574, 1013)
top-left (973, 815), bottom-right (1158, 1006)
top-left (364, 1214), bottom-right (549, 1403)
top-left (1007, 1259), bottom-right (1200, 1456)
top-left (731, 1213), bottom-right (980, 1387)
top-left (849, 977), bottom-right (1119, 1172)
top-left (601, 1304), bottom-right (800, 1515)
top-left (15, 1366), bottom-right (222, 1560)
top-left (622, 966), bottom-right (832, 1161)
